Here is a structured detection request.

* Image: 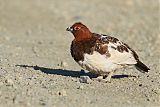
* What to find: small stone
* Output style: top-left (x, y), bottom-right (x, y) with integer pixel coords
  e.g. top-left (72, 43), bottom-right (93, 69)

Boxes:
top-left (19, 100), bottom-right (31, 106)
top-left (139, 84), bottom-right (142, 87)
top-left (40, 102), bottom-right (46, 105)
top-left (79, 76), bottom-right (92, 84)
top-left (77, 85), bottom-right (84, 90)
top-left (132, 78), bottom-right (137, 81)
top-left (147, 98), bottom-right (150, 101)
top-left (12, 96), bottom-right (17, 103)
top-left (32, 46), bottom-right (39, 57)
top-left (152, 89), bottom-right (160, 94)
top-left (5, 79), bottom-right (14, 86)
top-left (39, 99), bottom-right (46, 105)
top-left (58, 89), bottom-right (67, 96)
top-left (60, 61), bottom-right (68, 68)
top-left (71, 78), bottom-right (77, 82)
top-left (80, 69), bottom-right (89, 73)
top-left (15, 76), bottom-right (22, 80)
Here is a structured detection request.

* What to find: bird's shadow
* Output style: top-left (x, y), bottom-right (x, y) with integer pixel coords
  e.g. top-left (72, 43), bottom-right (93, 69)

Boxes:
top-left (15, 65), bottom-right (134, 79)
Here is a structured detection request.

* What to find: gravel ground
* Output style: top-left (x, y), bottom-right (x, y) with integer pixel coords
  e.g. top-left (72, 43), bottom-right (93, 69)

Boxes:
top-left (0, 0), bottom-right (159, 107)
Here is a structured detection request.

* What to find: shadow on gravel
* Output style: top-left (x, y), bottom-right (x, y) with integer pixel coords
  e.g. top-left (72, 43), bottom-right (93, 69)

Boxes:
top-left (15, 64), bottom-right (134, 79)
top-left (15, 64), bottom-right (97, 78)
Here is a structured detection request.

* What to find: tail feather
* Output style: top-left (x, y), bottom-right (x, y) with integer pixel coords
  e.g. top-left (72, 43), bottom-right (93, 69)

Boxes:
top-left (135, 60), bottom-right (150, 73)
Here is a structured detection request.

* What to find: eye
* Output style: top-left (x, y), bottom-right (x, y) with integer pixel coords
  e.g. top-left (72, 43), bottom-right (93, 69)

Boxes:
top-left (74, 26), bottom-right (81, 30)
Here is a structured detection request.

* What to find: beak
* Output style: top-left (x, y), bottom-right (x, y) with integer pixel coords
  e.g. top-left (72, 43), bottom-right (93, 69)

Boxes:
top-left (66, 27), bottom-right (73, 32)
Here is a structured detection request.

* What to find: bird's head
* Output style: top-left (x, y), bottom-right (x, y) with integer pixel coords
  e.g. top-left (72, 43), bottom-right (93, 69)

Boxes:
top-left (66, 22), bottom-right (92, 41)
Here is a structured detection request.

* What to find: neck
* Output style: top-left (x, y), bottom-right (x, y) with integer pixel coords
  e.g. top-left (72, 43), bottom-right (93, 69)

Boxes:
top-left (74, 31), bottom-right (92, 42)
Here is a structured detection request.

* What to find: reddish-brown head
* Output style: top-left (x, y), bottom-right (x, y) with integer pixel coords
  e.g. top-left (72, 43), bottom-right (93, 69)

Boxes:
top-left (66, 22), bottom-right (92, 41)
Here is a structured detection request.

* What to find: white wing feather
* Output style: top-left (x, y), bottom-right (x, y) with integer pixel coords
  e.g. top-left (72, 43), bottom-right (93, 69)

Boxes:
top-left (108, 42), bottom-right (137, 64)
top-left (100, 35), bottom-right (137, 65)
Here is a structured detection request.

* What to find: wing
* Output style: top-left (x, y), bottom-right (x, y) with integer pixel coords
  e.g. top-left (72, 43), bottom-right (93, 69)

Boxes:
top-left (94, 34), bottom-right (138, 65)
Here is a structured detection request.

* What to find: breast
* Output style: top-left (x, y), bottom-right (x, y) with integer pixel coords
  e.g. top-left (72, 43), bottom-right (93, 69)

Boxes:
top-left (78, 51), bottom-right (120, 74)
top-left (70, 39), bottom-right (97, 62)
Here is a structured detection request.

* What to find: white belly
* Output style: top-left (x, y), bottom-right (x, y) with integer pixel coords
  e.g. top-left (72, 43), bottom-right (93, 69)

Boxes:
top-left (78, 51), bottom-right (121, 74)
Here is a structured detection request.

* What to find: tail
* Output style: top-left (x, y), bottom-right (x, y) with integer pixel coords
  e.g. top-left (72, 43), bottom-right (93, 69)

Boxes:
top-left (135, 60), bottom-right (150, 73)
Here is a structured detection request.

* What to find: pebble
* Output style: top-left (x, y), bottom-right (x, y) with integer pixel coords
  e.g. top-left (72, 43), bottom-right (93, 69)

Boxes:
top-left (58, 89), bottom-right (67, 96)
top-left (77, 85), bottom-right (84, 90)
top-left (139, 84), bottom-right (142, 87)
top-left (12, 96), bottom-right (17, 103)
top-left (152, 88), bottom-right (160, 94)
top-left (5, 78), bottom-right (14, 86)
top-left (71, 78), bottom-right (77, 82)
top-left (60, 61), bottom-right (68, 68)
top-left (39, 99), bottom-right (46, 105)
top-left (32, 46), bottom-right (39, 57)
top-left (132, 78), bottom-right (137, 81)
top-left (79, 76), bottom-right (92, 84)
top-left (19, 100), bottom-right (31, 106)
top-left (15, 76), bottom-right (22, 80)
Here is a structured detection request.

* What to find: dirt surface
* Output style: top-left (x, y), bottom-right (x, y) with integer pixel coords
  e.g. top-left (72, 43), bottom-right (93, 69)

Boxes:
top-left (0, 0), bottom-right (159, 107)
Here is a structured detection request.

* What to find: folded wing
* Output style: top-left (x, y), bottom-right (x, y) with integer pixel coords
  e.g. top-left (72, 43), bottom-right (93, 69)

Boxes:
top-left (95, 34), bottom-right (138, 65)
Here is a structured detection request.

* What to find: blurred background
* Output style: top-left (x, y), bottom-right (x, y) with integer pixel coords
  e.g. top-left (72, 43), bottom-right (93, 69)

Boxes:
top-left (0, 0), bottom-right (159, 68)
top-left (0, 0), bottom-right (159, 107)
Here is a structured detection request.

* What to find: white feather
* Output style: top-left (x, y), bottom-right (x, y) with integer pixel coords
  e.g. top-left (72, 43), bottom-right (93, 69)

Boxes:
top-left (78, 51), bottom-right (121, 73)
top-left (108, 42), bottom-right (137, 64)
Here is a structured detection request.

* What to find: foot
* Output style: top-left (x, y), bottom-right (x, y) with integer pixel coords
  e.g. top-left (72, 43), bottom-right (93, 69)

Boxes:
top-left (93, 72), bottom-right (113, 83)
top-left (103, 72), bottom-right (113, 83)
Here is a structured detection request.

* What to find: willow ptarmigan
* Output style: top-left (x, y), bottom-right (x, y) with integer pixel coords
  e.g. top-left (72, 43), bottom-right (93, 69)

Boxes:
top-left (66, 22), bottom-right (150, 82)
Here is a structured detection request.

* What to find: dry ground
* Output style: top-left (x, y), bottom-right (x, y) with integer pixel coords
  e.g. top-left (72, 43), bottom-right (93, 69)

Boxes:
top-left (0, 0), bottom-right (159, 107)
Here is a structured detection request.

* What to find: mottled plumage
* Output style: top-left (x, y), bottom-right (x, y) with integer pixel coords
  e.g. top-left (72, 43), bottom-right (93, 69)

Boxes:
top-left (66, 22), bottom-right (150, 82)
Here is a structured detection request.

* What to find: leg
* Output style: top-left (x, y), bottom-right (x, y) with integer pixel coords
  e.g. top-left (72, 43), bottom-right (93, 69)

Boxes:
top-left (93, 71), bottom-right (114, 83)
top-left (103, 71), bottom-right (113, 82)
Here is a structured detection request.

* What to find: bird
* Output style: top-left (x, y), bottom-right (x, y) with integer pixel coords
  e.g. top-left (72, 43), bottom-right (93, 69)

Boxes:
top-left (66, 22), bottom-right (150, 82)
